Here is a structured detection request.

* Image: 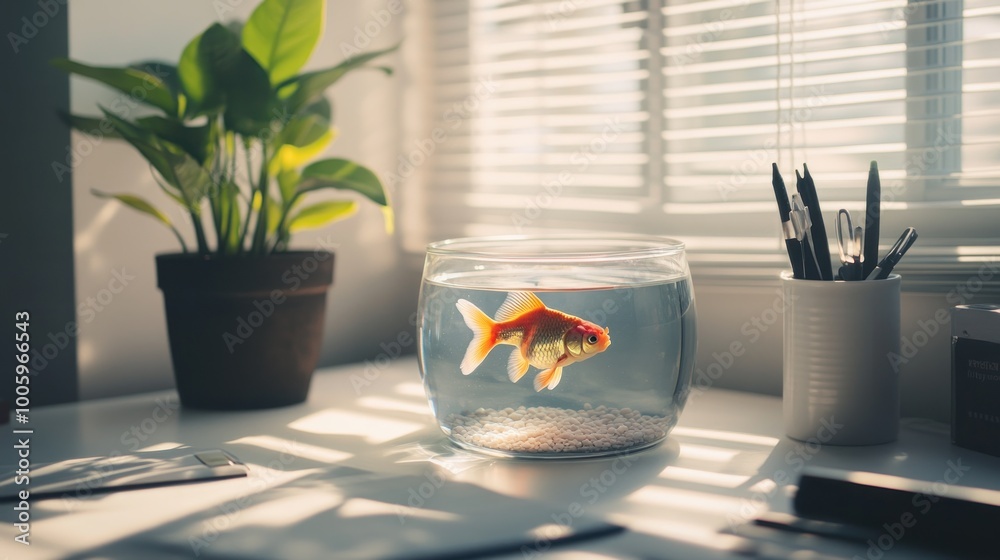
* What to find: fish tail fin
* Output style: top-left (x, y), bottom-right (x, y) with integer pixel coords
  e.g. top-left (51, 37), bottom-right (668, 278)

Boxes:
top-left (456, 299), bottom-right (497, 375)
top-left (533, 366), bottom-right (564, 392)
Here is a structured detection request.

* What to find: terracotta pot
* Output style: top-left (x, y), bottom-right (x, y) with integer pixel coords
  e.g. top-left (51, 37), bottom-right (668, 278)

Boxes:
top-left (156, 251), bottom-right (333, 409)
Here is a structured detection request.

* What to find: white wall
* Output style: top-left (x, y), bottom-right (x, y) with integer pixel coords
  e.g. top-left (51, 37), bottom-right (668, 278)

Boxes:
top-left (70, 1), bottom-right (419, 399)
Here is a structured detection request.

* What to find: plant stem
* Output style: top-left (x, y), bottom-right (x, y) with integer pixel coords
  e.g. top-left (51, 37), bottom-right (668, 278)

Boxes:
top-left (170, 225), bottom-right (190, 253)
top-left (191, 208), bottom-right (209, 255)
top-left (251, 143), bottom-right (270, 255)
top-left (270, 190), bottom-right (303, 253)
top-left (210, 130), bottom-right (225, 256)
top-left (209, 194), bottom-right (221, 257)
top-left (237, 139), bottom-right (257, 254)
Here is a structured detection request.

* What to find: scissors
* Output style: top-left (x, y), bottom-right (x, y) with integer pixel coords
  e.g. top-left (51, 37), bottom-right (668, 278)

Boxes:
top-left (836, 209), bottom-right (864, 280)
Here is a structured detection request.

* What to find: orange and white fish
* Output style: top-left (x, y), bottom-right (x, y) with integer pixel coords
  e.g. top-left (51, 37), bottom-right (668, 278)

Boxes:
top-left (456, 291), bottom-right (611, 391)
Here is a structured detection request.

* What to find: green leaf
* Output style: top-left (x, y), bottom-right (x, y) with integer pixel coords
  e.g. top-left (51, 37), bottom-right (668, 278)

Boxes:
top-left (129, 61), bottom-right (182, 95)
top-left (222, 60), bottom-right (277, 136)
top-left (178, 32), bottom-right (221, 115)
top-left (60, 113), bottom-right (121, 139)
top-left (50, 58), bottom-right (177, 116)
top-left (303, 96), bottom-right (332, 121)
top-left (277, 42), bottom-right (399, 112)
top-left (135, 116), bottom-right (212, 163)
top-left (92, 190), bottom-right (173, 225)
top-left (101, 109), bottom-right (214, 210)
top-left (242, 0), bottom-right (324, 86)
top-left (271, 97), bottom-right (332, 162)
top-left (288, 200), bottom-right (357, 232)
top-left (277, 112), bottom-right (328, 148)
top-left (92, 190), bottom-right (189, 251)
top-left (277, 168), bottom-right (301, 205)
top-left (271, 129), bottom-right (332, 176)
top-left (180, 24), bottom-right (276, 135)
top-left (299, 158), bottom-right (388, 206)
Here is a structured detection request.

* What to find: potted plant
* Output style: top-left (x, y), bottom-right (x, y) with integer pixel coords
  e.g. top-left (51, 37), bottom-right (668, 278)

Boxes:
top-left (54, 0), bottom-right (397, 409)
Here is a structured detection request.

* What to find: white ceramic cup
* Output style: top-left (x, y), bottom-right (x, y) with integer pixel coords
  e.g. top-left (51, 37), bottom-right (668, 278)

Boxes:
top-left (781, 272), bottom-right (901, 445)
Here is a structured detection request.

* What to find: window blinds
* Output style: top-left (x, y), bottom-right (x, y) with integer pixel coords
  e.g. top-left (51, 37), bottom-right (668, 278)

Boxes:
top-left (407, 0), bottom-right (1000, 286)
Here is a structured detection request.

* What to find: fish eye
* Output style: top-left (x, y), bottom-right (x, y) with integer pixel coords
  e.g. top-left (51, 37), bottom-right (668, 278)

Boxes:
top-left (587, 335), bottom-right (598, 344)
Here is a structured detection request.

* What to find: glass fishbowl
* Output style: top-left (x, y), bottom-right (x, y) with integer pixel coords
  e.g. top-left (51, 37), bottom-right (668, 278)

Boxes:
top-left (417, 234), bottom-right (697, 458)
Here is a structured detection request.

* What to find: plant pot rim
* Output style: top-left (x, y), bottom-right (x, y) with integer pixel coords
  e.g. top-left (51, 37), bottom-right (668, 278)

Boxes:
top-left (156, 250), bottom-right (335, 294)
top-left (155, 250), bottom-right (333, 261)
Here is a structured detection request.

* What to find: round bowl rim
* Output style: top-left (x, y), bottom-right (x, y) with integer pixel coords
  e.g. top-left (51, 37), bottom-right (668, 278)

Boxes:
top-left (425, 233), bottom-right (686, 261)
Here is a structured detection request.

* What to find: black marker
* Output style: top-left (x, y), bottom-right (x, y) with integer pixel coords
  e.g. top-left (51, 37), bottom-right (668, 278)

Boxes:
top-left (799, 164), bottom-right (833, 280)
top-left (862, 161), bottom-right (881, 278)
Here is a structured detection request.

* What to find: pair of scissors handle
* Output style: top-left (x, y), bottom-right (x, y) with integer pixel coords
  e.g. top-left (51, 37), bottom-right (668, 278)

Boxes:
top-left (836, 210), bottom-right (865, 280)
top-left (836, 209), bottom-right (856, 264)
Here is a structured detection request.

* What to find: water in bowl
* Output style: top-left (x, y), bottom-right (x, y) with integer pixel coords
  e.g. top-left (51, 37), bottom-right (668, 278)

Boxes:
top-left (418, 269), bottom-right (696, 458)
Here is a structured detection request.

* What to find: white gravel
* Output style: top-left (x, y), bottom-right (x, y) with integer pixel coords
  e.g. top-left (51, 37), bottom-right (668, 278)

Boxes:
top-left (445, 403), bottom-right (669, 455)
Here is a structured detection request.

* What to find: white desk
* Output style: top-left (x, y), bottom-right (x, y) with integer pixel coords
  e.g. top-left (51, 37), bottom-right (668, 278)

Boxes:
top-left (2, 357), bottom-right (999, 559)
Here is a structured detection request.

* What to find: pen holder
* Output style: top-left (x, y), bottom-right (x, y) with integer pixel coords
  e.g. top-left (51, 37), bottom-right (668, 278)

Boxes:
top-left (781, 272), bottom-right (900, 445)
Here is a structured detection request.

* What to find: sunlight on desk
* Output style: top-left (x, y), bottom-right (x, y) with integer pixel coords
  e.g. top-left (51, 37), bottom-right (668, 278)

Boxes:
top-left (676, 443), bottom-right (741, 463)
top-left (136, 441), bottom-right (186, 452)
top-left (627, 485), bottom-right (742, 515)
top-left (672, 426), bottom-right (780, 447)
top-left (357, 395), bottom-right (434, 416)
top-left (670, 426), bottom-right (778, 479)
top-left (365, 497), bottom-right (459, 522)
top-left (658, 466), bottom-right (751, 488)
top-left (288, 409), bottom-right (423, 444)
top-left (236, 489), bottom-right (345, 527)
top-left (340, 497), bottom-right (437, 520)
top-left (228, 435), bottom-right (354, 464)
top-left (388, 442), bottom-right (490, 475)
top-left (395, 381), bottom-right (427, 398)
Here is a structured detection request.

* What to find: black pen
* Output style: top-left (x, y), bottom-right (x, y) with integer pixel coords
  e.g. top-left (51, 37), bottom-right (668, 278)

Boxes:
top-left (862, 161), bottom-right (881, 278)
top-left (799, 164), bottom-right (833, 281)
top-left (771, 164), bottom-right (805, 279)
top-left (867, 227), bottom-right (917, 280)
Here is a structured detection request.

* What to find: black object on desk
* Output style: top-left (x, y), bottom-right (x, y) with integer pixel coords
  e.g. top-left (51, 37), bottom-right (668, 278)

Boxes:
top-left (0, 448), bottom-right (248, 501)
top-left (952, 304), bottom-right (1000, 458)
top-left (792, 466), bottom-right (1000, 558)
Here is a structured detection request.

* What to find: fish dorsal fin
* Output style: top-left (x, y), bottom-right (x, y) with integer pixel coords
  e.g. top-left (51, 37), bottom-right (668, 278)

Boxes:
top-left (495, 291), bottom-right (545, 322)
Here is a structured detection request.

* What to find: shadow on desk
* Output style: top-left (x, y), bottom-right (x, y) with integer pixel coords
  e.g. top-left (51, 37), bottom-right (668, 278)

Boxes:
top-left (68, 468), bottom-right (624, 560)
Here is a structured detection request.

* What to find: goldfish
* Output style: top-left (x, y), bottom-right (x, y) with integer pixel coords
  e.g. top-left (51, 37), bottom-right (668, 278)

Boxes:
top-left (455, 291), bottom-right (611, 391)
